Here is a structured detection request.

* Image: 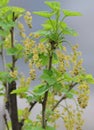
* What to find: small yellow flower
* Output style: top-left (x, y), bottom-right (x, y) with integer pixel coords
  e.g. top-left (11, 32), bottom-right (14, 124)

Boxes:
top-left (29, 69), bottom-right (36, 80)
top-left (29, 60), bottom-right (33, 68)
top-left (32, 48), bottom-right (38, 54)
top-left (18, 22), bottom-right (25, 32)
top-left (9, 70), bottom-right (18, 78)
top-left (33, 54), bottom-right (39, 61)
top-left (20, 32), bottom-right (26, 38)
top-left (34, 33), bottom-right (40, 38)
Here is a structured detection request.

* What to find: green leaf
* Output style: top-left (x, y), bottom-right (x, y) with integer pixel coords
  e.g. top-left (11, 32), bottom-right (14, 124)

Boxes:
top-left (6, 44), bottom-right (23, 58)
top-left (0, 6), bottom-right (25, 21)
top-left (62, 9), bottom-right (82, 17)
top-left (34, 30), bottom-right (50, 37)
top-left (85, 74), bottom-right (94, 84)
top-left (33, 84), bottom-right (49, 96)
top-left (33, 11), bottom-right (55, 18)
top-left (23, 126), bottom-right (56, 130)
top-left (6, 47), bottom-right (18, 56)
top-left (52, 52), bottom-right (58, 64)
top-left (11, 87), bottom-right (28, 94)
top-left (66, 92), bottom-right (73, 99)
top-left (63, 26), bottom-right (78, 36)
top-left (45, 1), bottom-right (60, 11)
top-left (39, 53), bottom-right (49, 65)
top-left (0, 0), bottom-right (9, 7)
top-left (0, 71), bottom-right (9, 81)
top-left (15, 44), bottom-right (24, 58)
top-left (42, 23), bottom-right (52, 30)
top-left (41, 69), bottom-right (56, 85)
top-left (0, 30), bottom-right (9, 36)
top-left (62, 73), bottom-right (72, 82)
top-left (0, 86), bottom-right (4, 96)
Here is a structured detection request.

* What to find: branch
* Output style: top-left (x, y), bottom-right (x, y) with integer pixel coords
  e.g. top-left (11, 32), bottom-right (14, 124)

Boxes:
top-left (29, 101), bottom-right (37, 112)
top-left (52, 82), bottom-right (78, 111)
top-left (42, 41), bottom-right (54, 128)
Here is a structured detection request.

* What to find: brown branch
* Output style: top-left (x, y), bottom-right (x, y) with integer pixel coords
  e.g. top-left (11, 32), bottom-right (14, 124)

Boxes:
top-left (42, 41), bottom-right (54, 129)
top-left (8, 12), bottom-right (19, 130)
top-left (52, 82), bottom-right (78, 111)
top-left (29, 101), bottom-right (37, 112)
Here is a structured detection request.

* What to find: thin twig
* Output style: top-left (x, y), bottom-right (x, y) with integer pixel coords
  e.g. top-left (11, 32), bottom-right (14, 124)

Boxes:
top-left (52, 82), bottom-right (78, 111)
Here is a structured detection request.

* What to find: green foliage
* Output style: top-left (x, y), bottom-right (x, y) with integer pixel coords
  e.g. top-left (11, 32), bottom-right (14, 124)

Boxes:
top-left (33, 11), bottom-right (55, 18)
top-left (0, 0), bottom-right (9, 7)
top-left (11, 87), bottom-right (28, 94)
top-left (23, 123), bottom-right (56, 130)
top-left (33, 84), bottom-right (49, 96)
top-left (33, 1), bottom-right (82, 44)
top-left (6, 44), bottom-right (23, 58)
top-left (0, 6), bottom-right (25, 20)
top-left (0, 1), bottom-right (93, 130)
top-left (62, 9), bottom-right (82, 17)
top-left (45, 1), bottom-right (60, 11)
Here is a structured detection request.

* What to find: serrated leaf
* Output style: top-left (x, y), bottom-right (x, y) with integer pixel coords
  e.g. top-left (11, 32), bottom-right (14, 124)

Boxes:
top-left (6, 44), bottom-right (23, 58)
top-left (85, 74), bottom-right (94, 84)
top-left (63, 73), bottom-right (72, 82)
top-left (45, 1), bottom-right (60, 11)
top-left (33, 11), bottom-right (55, 18)
top-left (0, 6), bottom-right (25, 21)
top-left (33, 84), bottom-right (49, 96)
top-left (42, 23), bottom-right (52, 30)
top-left (41, 69), bottom-right (56, 85)
top-left (39, 53), bottom-right (49, 65)
top-left (6, 47), bottom-right (18, 55)
top-left (63, 27), bottom-right (78, 36)
top-left (0, 0), bottom-right (9, 7)
top-left (34, 30), bottom-right (50, 37)
top-left (62, 9), bottom-right (82, 17)
top-left (61, 22), bottom-right (67, 28)
top-left (0, 71), bottom-right (9, 81)
top-left (0, 30), bottom-right (9, 36)
top-left (11, 87), bottom-right (28, 94)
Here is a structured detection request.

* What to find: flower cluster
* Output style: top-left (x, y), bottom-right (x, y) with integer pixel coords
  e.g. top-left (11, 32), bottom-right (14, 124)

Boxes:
top-left (9, 70), bottom-right (18, 79)
top-left (28, 60), bottom-right (36, 80)
top-left (17, 22), bottom-right (26, 38)
top-left (18, 76), bottom-right (31, 88)
top-left (77, 82), bottom-right (90, 108)
top-left (22, 107), bottom-right (30, 120)
top-left (24, 11), bottom-right (32, 28)
top-left (72, 59), bottom-right (83, 76)
top-left (4, 35), bottom-right (11, 48)
top-left (62, 104), bottom-right (84, 130)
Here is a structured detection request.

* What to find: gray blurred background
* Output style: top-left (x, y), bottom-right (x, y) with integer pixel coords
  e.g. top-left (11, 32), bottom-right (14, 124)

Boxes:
top-left (0, 0), bottom-right (94, 130)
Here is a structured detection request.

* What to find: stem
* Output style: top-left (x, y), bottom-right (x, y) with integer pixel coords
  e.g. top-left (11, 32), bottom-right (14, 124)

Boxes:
top-left (52, 82), bottom-right (77, 111)
top-left (8, 12), bottom-right (19, 130)
top-left (42, 41), bottom-right (54, 129)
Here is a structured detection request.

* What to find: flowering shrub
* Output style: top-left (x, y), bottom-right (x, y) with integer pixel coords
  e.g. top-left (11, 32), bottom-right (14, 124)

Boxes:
top-left (0, 0), bottom-right (94, 130)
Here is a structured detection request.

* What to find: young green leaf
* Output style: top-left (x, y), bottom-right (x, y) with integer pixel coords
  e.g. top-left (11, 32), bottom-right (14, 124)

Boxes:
top-left (11, 87), bottom-right (28, 94)
top-left (45, 1), bottom-right (60, 11)
top-left (62, 9), bottom-right (82, 17)
top-left (33, 84), bottom-right (49, 96)
top-left (33, 11), bottom-right (55, 18)
top-left (63, 26), bottom-right (78, 36)
top-left (0, 0), bottom-right (9, 7)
